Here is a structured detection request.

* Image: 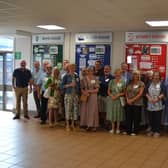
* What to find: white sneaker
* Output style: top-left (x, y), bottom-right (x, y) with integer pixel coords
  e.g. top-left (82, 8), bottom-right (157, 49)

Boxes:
top-left (147, 131), bottom-right (153, 137)
top-left (153, 132), bottom-right (160, 138)
top-left (131, 133), bottom-right (136, 136)
top-left (116, 129), bottom-right (120, 134)
top-left (109, 129), bottom-right (114, 134)
top-left (122, 131), bottom-right (127, 135)
top-left (146, 126), bottom-right (151, 132)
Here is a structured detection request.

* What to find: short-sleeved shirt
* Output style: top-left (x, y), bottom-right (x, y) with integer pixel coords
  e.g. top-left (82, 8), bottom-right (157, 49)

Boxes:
top-left (36, 71), bottom-right (51, 91)
top-left (121, 72), bottom-right (132, 85)
top-left (126, 81), bottom-right (144, 106)
top-left (146, 82), bottom-right (165, 111)
top-left (32, 69), bottom-right (43, 85)
top-left (13, 68), bottom-right (32, 88)
top-left (99, 74), bottom-right (115, 97)
top-left (61, 73), bottom-right (80, 94)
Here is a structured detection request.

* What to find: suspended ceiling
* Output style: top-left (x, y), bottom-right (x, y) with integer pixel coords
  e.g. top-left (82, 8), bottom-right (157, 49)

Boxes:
top-left (0, 0), bottom-right (168, 35)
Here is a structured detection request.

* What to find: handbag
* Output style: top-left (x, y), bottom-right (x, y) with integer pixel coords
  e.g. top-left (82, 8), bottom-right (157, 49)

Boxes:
top-left (43, 87), bottom-right (51, 98)
top-left (120, 96), bottom-right (126, 107)
top-left (80, 94), bottom-right (88, 102)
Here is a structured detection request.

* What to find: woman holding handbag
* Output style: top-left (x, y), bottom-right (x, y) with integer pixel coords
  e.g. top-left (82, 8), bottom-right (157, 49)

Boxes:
top-left (106, 69), bottom-right (126, 134)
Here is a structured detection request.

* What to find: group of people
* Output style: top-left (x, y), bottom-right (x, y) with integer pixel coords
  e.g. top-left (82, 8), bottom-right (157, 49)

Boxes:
top-left (12, 60), bottom-right (167, 138)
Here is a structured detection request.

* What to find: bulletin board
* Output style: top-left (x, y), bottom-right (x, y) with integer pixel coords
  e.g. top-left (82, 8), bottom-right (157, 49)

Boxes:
top-left (75, 44), bottom-right (111, 75)
top-left (126, 44), bottom-right (167, 79)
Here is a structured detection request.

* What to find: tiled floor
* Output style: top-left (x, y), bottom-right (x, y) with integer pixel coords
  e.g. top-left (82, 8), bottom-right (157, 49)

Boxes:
top-left (0, 112), bottom-right (168, 168)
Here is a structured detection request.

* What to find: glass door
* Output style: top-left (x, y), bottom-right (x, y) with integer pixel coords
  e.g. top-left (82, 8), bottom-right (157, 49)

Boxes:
top-left (0, 52), bottom-right (14, 110)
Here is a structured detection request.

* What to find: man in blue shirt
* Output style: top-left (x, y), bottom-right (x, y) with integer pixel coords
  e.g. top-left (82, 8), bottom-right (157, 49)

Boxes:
top-left (32, 61), bottom-right (43, 118)
top-left (121, 62), bottom-right (132, 85)
top-left (12, 60), bottom-right (32, 120)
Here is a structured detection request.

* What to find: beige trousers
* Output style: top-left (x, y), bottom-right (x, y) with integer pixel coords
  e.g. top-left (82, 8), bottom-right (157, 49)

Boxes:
top-left (14, 87), bottom-right (28, 116)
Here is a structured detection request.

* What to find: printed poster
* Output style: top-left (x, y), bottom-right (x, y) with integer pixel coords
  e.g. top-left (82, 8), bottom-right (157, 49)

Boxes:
top-left (75, 44), bottom-right (111, 74)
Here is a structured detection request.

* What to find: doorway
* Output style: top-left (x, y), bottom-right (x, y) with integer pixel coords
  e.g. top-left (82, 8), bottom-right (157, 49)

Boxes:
top-left (0, 52), bottom-right (14, 110)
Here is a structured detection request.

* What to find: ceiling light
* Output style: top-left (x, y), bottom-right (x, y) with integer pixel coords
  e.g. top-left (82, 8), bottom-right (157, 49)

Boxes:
top-left (146, 21), bottom-right (168, 27)
top-left (37, 25), bottom-right (65, 30)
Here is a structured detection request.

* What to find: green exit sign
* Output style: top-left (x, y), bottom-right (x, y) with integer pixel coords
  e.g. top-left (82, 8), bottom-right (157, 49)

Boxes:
top-left (15, 52), bottom-right (22, 60)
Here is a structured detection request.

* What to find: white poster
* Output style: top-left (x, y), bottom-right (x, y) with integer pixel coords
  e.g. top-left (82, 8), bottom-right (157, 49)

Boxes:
top-left (140, 62), bottom-right (152, 69)
top-left (96, 45), bottom-right (105, 54)
top-left (79, 58), bottom-right (86, 68)
top-left (49, 46), bottom-right (58, 54)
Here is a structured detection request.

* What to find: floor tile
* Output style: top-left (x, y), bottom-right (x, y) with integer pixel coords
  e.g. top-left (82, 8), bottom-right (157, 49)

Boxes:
top-left (1, 111), bottom-right (168, 168)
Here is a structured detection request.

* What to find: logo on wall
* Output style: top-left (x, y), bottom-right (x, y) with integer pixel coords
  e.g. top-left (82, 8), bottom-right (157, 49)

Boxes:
top-left (127, 33), bottom-right (135, 42)
top-left (35, 36), bottom-right (39, 42)
top-left (78, 35), bottom-right (85, 41)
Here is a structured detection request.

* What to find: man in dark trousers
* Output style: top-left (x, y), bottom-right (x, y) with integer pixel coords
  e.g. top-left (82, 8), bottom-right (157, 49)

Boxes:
top-left (32, 61), bottom-right (42, 118)
top-left (98, 65), bottom-right (114, 128)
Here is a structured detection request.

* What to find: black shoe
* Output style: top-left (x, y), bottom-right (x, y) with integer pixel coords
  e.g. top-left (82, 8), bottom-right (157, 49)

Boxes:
top-left (24, 115), bottom-right (30, 120)
top-left (13, 115), bottom-right (20, 120)
top-left (40, 121), bottom-right (46, 125)
top-left (34, 115), bottom-right (40, 118)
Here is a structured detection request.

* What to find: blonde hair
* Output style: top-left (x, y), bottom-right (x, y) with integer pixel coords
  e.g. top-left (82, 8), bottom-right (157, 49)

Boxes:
top-left (69, 64), bottom-right (76, 68)
top-left (114, 68), bottom-right (122, 74)
top-left (132, 70), bottom-right (141, 80)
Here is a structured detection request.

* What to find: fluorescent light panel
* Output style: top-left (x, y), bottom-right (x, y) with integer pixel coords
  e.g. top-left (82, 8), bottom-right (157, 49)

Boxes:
top-left (37, 25), bottom-right (65, 30)
top-left (146, 21), bottom-right (168, 27)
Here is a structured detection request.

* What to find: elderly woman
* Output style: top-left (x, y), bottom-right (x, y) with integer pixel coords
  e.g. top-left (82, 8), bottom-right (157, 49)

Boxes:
top-left (146, 71), bottom-right (165, 137)
top-left (62, 64), bottom-right (80, 131)
top-left (84, 66), bottom-right (99, 131)
top-left (80, 68), bottom-right (88, 128)
top-left (106, 69), bottom-right (126, 134)
top-left (125, 70), bottom-right (144, 136)
top-left (45, 68), bottom-right (61, 127)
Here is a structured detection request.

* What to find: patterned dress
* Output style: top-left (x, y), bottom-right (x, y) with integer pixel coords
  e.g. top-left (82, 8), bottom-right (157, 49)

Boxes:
top-left (45, 77), bottom-right (61, 109)
top-left (106, 79), bottom-right (125, 122)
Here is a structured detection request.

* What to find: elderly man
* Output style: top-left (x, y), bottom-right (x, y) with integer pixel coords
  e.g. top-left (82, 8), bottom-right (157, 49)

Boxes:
top-left (98, 65), bottom-right (114, 128)
top-left (37, 63), bottom-right (53, 124)
top-left (12, 60), bottom-right (32, 120)
top-left (32, 61), bottom-right (42, 118)
top-left (121, 62), bottom-right (132, 85)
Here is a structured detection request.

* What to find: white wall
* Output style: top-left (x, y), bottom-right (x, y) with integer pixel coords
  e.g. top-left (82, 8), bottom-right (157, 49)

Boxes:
top-left (14, 36), bottom-right (31, 68)
top-left (111, 32), bottom-right (125, 72)
top-left (64, 32), bottom-right (76, 63)
top-left (14, 36), bottom-right (36, 112)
